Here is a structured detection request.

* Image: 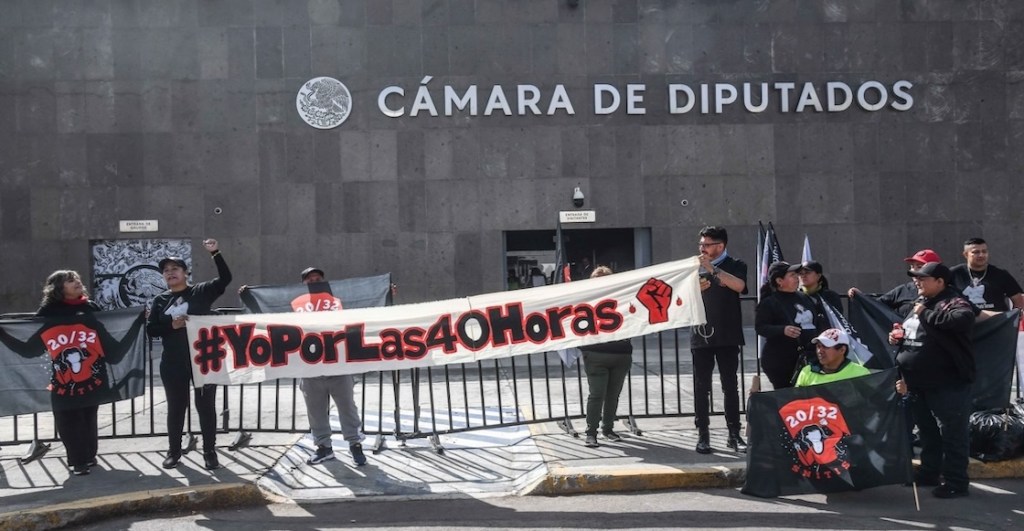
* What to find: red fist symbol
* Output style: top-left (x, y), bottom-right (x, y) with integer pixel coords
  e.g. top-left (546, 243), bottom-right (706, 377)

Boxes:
top-left (636, 278), bottom-right (673, 324)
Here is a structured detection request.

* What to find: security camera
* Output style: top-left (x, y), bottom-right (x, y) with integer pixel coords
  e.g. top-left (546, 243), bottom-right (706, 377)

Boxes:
top-left (572, 186), bottom-right (585, 208)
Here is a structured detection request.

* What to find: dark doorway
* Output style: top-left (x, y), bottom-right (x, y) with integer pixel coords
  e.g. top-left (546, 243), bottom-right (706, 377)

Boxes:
top-left (504, 227), bottom-right (650, 289)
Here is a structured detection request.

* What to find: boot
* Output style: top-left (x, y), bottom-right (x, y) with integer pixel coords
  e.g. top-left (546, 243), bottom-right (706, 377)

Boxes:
top-left (695, 428), bottom-right (711, 454)
top-left (203, 450), bottom-right (220, 470)
top-left (727, 428), bottom-right (747, 453)
top-left (162, 451), bottom-right (181, 469)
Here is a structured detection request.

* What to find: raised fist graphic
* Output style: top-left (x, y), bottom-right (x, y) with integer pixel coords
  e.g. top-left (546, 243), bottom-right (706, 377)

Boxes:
top-left (637, 278), bottom-right (673, 324)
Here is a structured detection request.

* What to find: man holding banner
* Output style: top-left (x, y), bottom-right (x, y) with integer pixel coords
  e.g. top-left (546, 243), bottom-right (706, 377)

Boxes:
top-left (892, 262), bottom-right (975, 499)
top-left (691, 226), bottom-right (748, 454)
top-left (293, 267), bottom-right (367, 467)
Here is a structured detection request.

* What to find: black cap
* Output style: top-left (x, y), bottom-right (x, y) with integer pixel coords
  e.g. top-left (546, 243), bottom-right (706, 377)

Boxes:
top-left (768, 261), bottom-right (801, 283)
top-left (798, 260), bottom-right (823, 274)
top-left (158, 257), bottom-right (188, 272)
top-left (908, 262), bottom-right (950, 282)
top-left (300, 267), bottom-right (325, 281)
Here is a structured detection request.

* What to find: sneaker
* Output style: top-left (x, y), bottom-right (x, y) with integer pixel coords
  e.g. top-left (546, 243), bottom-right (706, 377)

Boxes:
top-left (932, 484), bottom-right (969, 498)
top-left (162, 452), bottom-right (181, 469)
top-left (72, 464), bottom-right (90, 476)
top-left (602, 431), bottom-right (622, 442)
top-left (85, 459), bottom-right (98, 468)
top-left (350, 443), bottom-right (367, 466)
top-left (584, 435), bottom-right (599, 448)
top-left (307, 445), bottom-right (335, 465)
top-left (203, 451), bottom-right (220, 470)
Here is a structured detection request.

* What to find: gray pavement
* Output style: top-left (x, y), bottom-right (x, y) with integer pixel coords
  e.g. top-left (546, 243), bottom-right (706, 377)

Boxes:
top-left (4, 412), bottom-right (1024, 531)
top-left (3, 325), bottom-right (1024, 530)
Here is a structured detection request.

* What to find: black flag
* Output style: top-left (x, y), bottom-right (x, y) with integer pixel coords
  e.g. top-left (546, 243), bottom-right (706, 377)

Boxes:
top-left (240, 273), bottom-right (392, 313)
top-left (848, 296), bottom-right (1020, 409)
top-left (0, 308), bottom-right (147, 416)
top-left (742, 369), bottom-right (911, 498)
top-left (970, 309), bottom-right (1020, 410)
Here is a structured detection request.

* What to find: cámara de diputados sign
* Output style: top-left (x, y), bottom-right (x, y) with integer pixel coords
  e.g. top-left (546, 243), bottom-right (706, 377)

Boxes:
top-left (297, 76), bottom-right (913, 127)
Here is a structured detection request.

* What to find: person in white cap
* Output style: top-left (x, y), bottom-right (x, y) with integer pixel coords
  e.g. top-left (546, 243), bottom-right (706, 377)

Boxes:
top-left (794, 328), bottom-right (870, 387)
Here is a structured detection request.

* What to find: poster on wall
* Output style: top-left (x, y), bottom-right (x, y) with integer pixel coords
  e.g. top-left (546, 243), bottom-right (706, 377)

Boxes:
top-left (91, 239), bottom-right (192, 311)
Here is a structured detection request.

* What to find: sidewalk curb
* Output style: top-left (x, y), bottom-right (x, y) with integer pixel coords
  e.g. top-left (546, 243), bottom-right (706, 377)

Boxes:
top-left (0, 483), bottom-right (266, 531)
top-left (526, 463), bottom-right (747, 495)
top-left (969, 457), bottom-right (1024, 479)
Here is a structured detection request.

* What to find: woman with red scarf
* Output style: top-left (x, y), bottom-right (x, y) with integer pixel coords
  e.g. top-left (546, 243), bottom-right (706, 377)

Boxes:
top-left (35, 270), bottom-right (106, 476)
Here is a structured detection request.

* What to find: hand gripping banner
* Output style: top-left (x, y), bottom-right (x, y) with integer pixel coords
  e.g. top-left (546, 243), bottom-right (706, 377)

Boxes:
top-left (186, 257), bottom-right (705, 386)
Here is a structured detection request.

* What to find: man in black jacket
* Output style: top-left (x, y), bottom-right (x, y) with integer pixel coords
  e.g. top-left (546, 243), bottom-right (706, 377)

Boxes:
top-left (892, 262), bottom-right (975, 499)
top-left (691, 226), bottom-right (748, 454)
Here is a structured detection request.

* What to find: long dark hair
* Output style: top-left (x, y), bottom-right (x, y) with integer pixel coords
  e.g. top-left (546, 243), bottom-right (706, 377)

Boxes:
top-left (40, 270), bottom-right (87, 308)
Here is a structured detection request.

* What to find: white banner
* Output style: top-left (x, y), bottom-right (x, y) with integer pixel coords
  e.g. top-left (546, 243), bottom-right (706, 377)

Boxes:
top-left (186, 257), bottom-right (705, 386)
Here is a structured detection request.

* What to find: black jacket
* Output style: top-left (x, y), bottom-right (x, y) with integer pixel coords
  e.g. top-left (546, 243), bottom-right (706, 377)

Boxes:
top-left (895, 286), bottom-right (975, 389)
top-left (146, 253), bottom-right (232, 374)
top-left (755, 290), bottom-right (827, 361)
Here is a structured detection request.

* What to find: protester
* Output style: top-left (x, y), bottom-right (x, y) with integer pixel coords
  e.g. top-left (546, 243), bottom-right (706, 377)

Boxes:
top-left (35, 271), bottom-right (105, 476)
top-left (794, 328), bottom-right (869, 387)
top-left (691, 226), bottom-right (748, 454)
top-left (581, 266), bottom-right (634, 448)
top-left (756, 261), bottom-right (826, 389)
top-left (0, 270), bottom-right (145, 476)
top-left (798, 261), bottom-right (843, 317)
top-left (294, 267), bottom-right (367, 466)
top-left (848, 249), bottom-right (941, 318)
top-left (950, 237), bottom-right (1024, 312)
top-left (146, 239), bottom-right (231, 470)
top-left (892, 262), bottom-right (975, 498)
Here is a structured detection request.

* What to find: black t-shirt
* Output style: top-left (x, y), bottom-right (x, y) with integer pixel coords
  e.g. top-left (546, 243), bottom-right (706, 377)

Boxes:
top-left (876, 281), bottom-right (919, 318)
top-left (691, 255), bottom-right (748, 349)
top-left (950, 264), bottom-right (1022, 311)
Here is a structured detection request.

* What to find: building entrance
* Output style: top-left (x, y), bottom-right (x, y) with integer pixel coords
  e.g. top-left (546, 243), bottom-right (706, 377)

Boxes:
top-left (503, 227), bottom-right (651, 289)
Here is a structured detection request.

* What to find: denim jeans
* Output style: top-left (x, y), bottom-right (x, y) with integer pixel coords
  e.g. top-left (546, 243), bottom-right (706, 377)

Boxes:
top-left (910, 382), bottom-right (971, 490)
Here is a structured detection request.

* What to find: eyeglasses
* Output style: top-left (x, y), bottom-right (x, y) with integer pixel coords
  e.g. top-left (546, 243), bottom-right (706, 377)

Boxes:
top-left (698, 242), bottom-right (724, 248)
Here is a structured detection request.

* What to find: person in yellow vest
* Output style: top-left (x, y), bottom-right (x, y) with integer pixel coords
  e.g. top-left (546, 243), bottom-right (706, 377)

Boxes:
top-left (795, 328), bottom-right (870, 387)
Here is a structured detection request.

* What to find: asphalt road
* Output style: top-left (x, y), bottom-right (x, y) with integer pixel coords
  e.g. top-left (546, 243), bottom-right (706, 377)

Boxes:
top-left (79, 479), bottom-right (1024, 530)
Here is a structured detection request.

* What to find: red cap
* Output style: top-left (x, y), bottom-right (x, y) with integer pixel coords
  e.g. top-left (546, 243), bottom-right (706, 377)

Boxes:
top-left (904, 249), bottom-right (941, 264)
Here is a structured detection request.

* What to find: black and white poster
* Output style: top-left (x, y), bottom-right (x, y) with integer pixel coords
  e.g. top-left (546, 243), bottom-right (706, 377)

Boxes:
top-left (91, 239), bottom-right (192, 311)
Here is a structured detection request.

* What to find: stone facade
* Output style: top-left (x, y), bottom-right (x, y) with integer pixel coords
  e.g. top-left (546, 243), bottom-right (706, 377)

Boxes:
top-left (1, 0), bottom-right (1023, 310)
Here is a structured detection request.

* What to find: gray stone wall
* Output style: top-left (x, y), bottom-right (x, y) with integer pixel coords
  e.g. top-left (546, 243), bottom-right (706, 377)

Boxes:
top-left (1, 0), bottom-right (1023, 310)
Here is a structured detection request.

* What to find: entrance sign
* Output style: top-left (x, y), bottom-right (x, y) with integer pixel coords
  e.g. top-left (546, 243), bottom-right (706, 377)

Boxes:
top-left (118, 220), bottom-right (158, 232)
top-left (559, 210), bottom-right (596, 223)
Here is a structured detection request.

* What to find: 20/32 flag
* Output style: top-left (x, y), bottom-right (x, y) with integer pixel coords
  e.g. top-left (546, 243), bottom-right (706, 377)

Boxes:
top-left (742, 369), bottom-right (912, 498)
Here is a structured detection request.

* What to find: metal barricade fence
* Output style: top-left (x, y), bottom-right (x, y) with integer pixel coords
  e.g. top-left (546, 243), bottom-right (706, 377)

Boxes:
top-left (0, 329), bottom-right (750, 452)
top-left (2, 298), bottom-right (1018, 455)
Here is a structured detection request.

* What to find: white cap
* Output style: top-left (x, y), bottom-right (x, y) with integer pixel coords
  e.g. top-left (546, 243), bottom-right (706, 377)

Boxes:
top-left (812, 328), bottom-right (850, 348)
